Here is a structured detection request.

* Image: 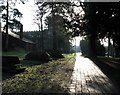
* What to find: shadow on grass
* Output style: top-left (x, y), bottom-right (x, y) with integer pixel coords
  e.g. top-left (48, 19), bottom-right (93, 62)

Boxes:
top-left (2, 73), bottom-right (15, 81)
top-left (2, 92), bottom-right (70, 95)
top-left (2, 71), bottom-right (71, 95)
top-left (20, 60), bottom-right (48, 67)
top-left (2, 57), bottom-right (75, 94)
top-left (2, 62), bottom-right (46, 81)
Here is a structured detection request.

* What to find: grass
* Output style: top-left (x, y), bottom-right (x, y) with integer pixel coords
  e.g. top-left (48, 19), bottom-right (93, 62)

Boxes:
top-left (2, 48), bottom-right (28, 60)
top-left (63, 53), bottom-right (76, 58)
top-left (98, 56), bottom-right (120, 62)
top-left (2, 53), bottom-right (76, 94)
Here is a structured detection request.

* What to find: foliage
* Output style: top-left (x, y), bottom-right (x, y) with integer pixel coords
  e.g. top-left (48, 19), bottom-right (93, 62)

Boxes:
top-left (34, 2), bottom-right (73, 51)
top-left (0, 0), bottom-right (27, 51)
top-left (80, 39), bottom-right (89, 56)
top-left (96, 41), bottom-right (106, 56)
top-left (80, 39), bottom-right (105, 56)
top-left (45, 15), bottom-right (71, 52)
top-left (2, 54), bottom-right (75, 93)
top-left (80, 2), bottom-right (119, 56)
top-left (62, 2), bottom-right (119, 56)
top-left (0, 0), bottom-right (24, 31)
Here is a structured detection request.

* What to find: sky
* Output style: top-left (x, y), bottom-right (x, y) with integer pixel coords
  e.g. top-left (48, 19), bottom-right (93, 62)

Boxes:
top-left (16, 0), bottom-right (38, 31)
top-left (71, 36), bottom-right (82, 46)
top-left (16, 0), bottom-right (84, 31)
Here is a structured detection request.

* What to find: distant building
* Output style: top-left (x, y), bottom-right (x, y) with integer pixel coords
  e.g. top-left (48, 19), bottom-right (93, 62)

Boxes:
top-left (22, 30), bottom-right (53, 51)
top-left (23, 29), bottom-right (71, 53)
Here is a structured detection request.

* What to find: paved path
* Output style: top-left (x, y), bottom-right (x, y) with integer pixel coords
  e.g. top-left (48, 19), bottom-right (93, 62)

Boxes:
top-left (69, 53), bottom-right (118, 94)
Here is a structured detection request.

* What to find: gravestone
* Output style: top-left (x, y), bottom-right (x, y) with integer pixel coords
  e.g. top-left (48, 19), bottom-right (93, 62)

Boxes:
top-left (47, 50), bottom-right (64, 60)
top-left (2, 56), bottom-right (25, 73)
top-left (24, 51), bottom-right (51, 62)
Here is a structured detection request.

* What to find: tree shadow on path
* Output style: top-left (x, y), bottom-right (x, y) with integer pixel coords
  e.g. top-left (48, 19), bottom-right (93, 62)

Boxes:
top-left (89, 57), bottom-right (120, 93)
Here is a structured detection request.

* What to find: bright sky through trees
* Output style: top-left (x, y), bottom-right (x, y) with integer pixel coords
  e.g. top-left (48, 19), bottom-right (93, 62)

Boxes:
top-left (16, 0), bottom-right (84, 31)
top-left (16, 0), bottom-right (38, 31)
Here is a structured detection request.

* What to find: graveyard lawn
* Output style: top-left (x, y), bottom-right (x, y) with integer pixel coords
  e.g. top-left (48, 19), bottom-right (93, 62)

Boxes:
top-left (2, 53), bottom-right (75, 93)
top-left (2, 48), bottom-right (27, 60)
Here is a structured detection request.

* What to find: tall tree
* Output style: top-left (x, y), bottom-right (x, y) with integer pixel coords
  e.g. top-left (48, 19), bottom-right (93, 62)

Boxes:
top-left (0, 0), bottom-right (26, 51)
top-left (35, 1), bottom-right (72, 51)
top-left (35, 2), bottom-right (119, 57)
top-left (34, 3), bottom-right (47, 51)
top-left (65, 2), bottom-right (119, 57)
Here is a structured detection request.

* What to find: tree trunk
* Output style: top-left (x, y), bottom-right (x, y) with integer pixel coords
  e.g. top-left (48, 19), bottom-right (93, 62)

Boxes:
top-left (40, 18), bottom-right (44, 51)
top-left (5, 1), bottom-right (9, 51)
top-left (0, 20), bottom-right (1, 32)
top-left (20, 24), bottom-right (23, 39)
top-left (52, 3), bottom-right (57, 51)
top-left (53, 28), bottom-right (57, 50)
top-left (113, 39), bottom-right (120, 57)
top-left (107, 36), bottom-right (110, 57)
top-left (115, 47), bottom-right (119, 57)
top-left (88, 34), bottom-right (97, 58)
